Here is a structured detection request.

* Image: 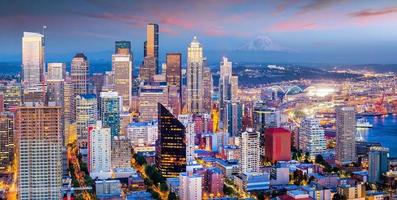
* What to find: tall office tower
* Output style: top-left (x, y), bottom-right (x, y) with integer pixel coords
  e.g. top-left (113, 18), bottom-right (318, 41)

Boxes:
top-left (166, 53), bottom-right (182, 115)
top-left (145, 23), bottom-right (159, 74)
top-left (70, 53), bottom-right (89, 121)
top-left (15, 105), bottom-right (62, 199)
top-left (140, 57), bottom-right (156, 83)
top-left (112, 41), bottom-right (133, 112)
top-left (239, 128), bottom-right (260, 173)
top-left (47, 63), bottom-right (66, 81)
top-left (368, 146), bottom-right (389, 183)
top-left (88, 121), bottom-right (111, 179)
top-left (22, 32), bottom-right (45, 87)
top-left (230, 75), bottom-right (239, 102)
top-left (91, 73), bottom-right (105, 105)
top-left (47, 63), bottom-right (66, 106)
top-left (156, 103), bottom-right (186, 178)
top-left (253, 101), bottom-right (281, 132)
top-left (63, 75), bottom-right (72, 132)
top-left (115, 40), bottom-right (131, 55)
top-left (299, 118), bottom-right (326, 157)
top-left (75, 94), bottom-right (97, 148)
top-left (335, 106), bottom-right (357, 165)
top-left (100, 91), bottom-right (121, 137)
top-left (138, 83), bottom-right (168, 121)
top-left (0, 112), bottom-right (13, 171)
top-left (187, 36), bottom-right (204, 114)
top-left (224, 101), bottom-right (243, 137)
top-left (265, 128), bottom-right (291, 163)
top-left (3, 83), bottom-right (22, 111)
top-left (111, 136), bottom-right (131, 168)
top-left (219, 57), bottom-right (232, 117)
top-left (178, 114), bottom-right (195, 162)
top-left (179, 172), bottom-right (203, 200)
top-left (103, 71), bottom-right (115, 91)
top-left (202, 65), bottom-right (213, 113)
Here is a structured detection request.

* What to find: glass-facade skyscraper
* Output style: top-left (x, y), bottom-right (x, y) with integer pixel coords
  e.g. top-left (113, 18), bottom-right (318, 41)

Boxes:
top-left (155, 103), bottom-right (186, 178)
top-left (100, 91), bottom-right (121, 137)
top-left (22, 32), bottom-right (45, 87)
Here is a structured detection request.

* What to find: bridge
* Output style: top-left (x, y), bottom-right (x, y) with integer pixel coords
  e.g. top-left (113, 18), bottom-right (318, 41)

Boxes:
top-left (268, 85), bottom-right (305, 101)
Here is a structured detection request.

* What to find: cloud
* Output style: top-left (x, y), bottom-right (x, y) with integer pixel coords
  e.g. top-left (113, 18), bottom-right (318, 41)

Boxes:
top-left (267, 21), bottom-right (320, 32)
top-left (298, 0), bottom-right (345, 15)
top-left (349, 6), bottom-right (397, 18)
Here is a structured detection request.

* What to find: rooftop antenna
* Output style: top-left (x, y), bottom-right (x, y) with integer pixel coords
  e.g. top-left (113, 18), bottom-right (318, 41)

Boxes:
top-left (42, 25), bottom-right (47, 36)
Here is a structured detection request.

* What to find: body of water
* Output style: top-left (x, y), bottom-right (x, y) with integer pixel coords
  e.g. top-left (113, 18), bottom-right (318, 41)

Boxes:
top-left (357, 114), bottom-right (397, 157)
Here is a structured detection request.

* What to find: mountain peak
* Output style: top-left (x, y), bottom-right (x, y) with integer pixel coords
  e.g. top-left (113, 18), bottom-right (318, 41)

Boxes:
top-left (238, 35), bottom-right (292, 52)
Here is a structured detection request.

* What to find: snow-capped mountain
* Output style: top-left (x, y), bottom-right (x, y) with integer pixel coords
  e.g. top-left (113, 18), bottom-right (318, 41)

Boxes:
top-left (238, 35), bottom-right (293, 52)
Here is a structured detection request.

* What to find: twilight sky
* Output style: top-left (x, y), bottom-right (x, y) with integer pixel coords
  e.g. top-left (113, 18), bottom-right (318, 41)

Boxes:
top-left (1, 0), bottom-right (397, 64)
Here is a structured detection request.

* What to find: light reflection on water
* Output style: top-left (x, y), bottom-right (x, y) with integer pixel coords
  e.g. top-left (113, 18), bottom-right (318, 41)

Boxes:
top-left (357, 114), bottom-right (397, 157)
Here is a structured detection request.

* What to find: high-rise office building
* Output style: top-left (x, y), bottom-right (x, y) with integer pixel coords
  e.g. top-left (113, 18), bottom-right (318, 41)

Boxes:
top-left (47, 63), bottom-right (65, 107)
top-left (202, 64), bottom-right (213, 113)
top-left (100, 91), bottom-right (121, 137)
top-left (111, 136), bottom-right (131, 168)
top-left (75, 94), bottom-right (97, 147)
top-left (368, 146), bottom-right (389, 183)
top-left (88, 121), bottom-right (111, 179)
top-left (265, 128), bottom-right (291, 163)
top-left (47, 63), bottom-right (66, 81)
top-left (224, 101), bottom-right (243, 137)
top-left (179, 172), bottom-right (203, 200)
top-left (139, 57), bottom-right (156, 83)
top-left (71, 53), bottom-right (89, 121)
top-left (187, 36), bottom-right (204, 114)
top-left (299, 117), bottom-right (326, 157)
top-left (3, 83), bottom-right (22, 111)
top-left (15, 105), bottom-right (62, 199)
top-left (166, 53), bottom-right (182, 115)
top-left (22, 32), bottom-right (45, 87)
top-left (335, 106), bottom-right (357, 165)
top-left (138, 83), bottom-right (168, 121)
top-left (219, 57), bottom-right (232, 118)
top-left (112, 41), bottom-right (133, 112)
top-left (156, 103), bottom-right (186, 178)
top-left (0, 112), bottom-right (13, 171)
top-left (115, 41), bottom-right (131, 55)
top-left (145, 23), bottom-right (159, 74)
top-left (253, 101), bottom-right (281, 132)
top-left (240, 128), bottom-right (260, 173)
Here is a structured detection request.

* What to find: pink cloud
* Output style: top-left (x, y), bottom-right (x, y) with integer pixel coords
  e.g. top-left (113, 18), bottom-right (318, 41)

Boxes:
top-left (203, 26), bottom-right (226, 36)
top-left (349, 6), bottom-right (397, 18)
top-left (267, 21), bottom-right (320, 32)
top-left (159, 16), bottom-right (193, 29)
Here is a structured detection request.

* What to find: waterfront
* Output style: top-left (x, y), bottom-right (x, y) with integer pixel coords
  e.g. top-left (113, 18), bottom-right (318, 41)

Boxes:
top-left (357, 114), bottom-right (397, 157)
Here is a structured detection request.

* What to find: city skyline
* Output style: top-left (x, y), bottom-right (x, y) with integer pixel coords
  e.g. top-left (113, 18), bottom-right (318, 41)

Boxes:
top-left (1, 0), bottom-right (397, 64)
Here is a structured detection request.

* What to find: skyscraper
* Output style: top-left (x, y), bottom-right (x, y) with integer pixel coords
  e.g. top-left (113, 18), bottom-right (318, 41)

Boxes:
top-left (145, 23), bottom-right (159, 74)
top-left (111, 136), bottom-right (131, 168)
top-left (71, 53), bottom-right (89, 122)
top-left (202, 64), bottom-right (213, 113)
top-left (139, 57), bottom-right (156, 83)
top-left (88, 121), bottom-right (111, 179)
top-left (224, 101), bottom-right (243, 137)
top-left (265, 128), bottom-right (291, 163)
top-left (138, 83), bottom-right (168, 121)
top-left (100, 91), bottom-right (121, 137)
top-left (16, 105), bottom-right (62, 199)
top-left (166, 53), bottom-right (182, 115)
top-left (112, 41), bottom-right (133, 112)
top-left (240, 128), bottom-right (260, 173)
top-left (115, 41), bottom-right (131, 55)
top-left (187, 36), bottom-right (204, 114)
top-left (299, 117), bottom-right (326, 157)
top-left (368, 146), bottom-right (389, 183)
top-left (0, 112), bottom-right (13, 171)
top-left (75, 94), bottom-right (97, 147)
top-left (22, 32), bottom-right (45, 87)
top-left (47, 63), bottom-right (66, 81)
top-left (47, 63), bottom-right (66, 107)
top-left (219, 57), bottom-right (232, 117)
top-left (156, 103), bottom-right (186, 178)
top-left (335, 106), bottom-right (357, 165)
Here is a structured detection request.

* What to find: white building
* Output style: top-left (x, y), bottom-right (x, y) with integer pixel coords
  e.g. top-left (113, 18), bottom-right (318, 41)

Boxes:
top-left (89, 121), bottom-right (111, 179)
top-left (47, 63), bottom-right (66, 81)
top-left (178, 114), bottom-right (196, 162)
top-left (187, 36), bottom-right (204, 114)
top-left (22, 32), bottom-right (45, 87)
top-left (299, 118), bottom-right (326, 157)
top-left (179, 172), bottom-right (202, 200)
top-left (127, 121), bottom-right (158, 147)
top-left (112, 54), bottom-right (132, 112)
top-left (239, 128), bottom-right (260, 173)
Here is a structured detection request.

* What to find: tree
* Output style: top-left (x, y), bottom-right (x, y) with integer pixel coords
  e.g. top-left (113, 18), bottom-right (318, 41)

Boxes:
top-left (160, 182), bottom-right (168, 192)
top-left (168, 192), bottom-right (177, 200)
top-left (223, 184), bottom-right (234, 196)
top-left (332, 193), bottom-right (346, 200)
top-left (135, 154), bottom-right (147, 166)
top-left (151, 191), bottom-right (160, 199)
